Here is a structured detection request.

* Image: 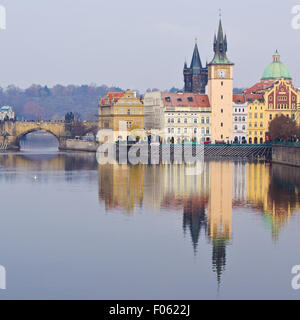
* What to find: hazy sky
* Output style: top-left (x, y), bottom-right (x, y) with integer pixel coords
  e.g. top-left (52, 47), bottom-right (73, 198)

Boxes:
top-left (0, 0), bottom-right (300, 91)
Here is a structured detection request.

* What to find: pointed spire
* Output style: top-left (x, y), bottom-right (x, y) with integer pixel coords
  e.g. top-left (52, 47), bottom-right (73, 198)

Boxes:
top-left (217, 18), bottom-right (224, 43)
top-left (190, 42), bottom-right (202, 73)
top-left (209, 14), bottom-right (233, 66)
top-left (224, 34), bottom-right (227, 52)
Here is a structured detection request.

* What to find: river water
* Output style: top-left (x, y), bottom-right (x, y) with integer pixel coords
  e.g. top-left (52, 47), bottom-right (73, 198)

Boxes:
top-left (0, 132), bottom-right (299, 299)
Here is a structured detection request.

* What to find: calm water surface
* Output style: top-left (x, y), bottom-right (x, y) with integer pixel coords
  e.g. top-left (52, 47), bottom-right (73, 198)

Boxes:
top-left (0, 133), bottom-right (299, 299)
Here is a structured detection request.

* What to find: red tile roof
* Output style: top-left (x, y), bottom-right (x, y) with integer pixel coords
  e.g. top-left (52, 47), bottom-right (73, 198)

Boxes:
top-left (233, 94), bottom-right (246, 104)
top-left (233, 93), bottom-right (264, 104)
top-left (244, 81), bottom-right (274, 94)
top-left (101, 91), bottom-right (124, 106)
top-left (245, 93), bottom-right (264, 102)
top-left (161, 92), bottom-right (210, 108)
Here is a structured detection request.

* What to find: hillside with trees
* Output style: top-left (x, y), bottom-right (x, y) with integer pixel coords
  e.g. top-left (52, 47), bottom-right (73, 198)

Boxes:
top-left (0, 84), bottom-right (122, 121)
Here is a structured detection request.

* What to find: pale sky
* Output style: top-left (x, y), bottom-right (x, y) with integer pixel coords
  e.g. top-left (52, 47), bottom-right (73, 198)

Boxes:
top-left (0, 0), bottom-right (300, 91)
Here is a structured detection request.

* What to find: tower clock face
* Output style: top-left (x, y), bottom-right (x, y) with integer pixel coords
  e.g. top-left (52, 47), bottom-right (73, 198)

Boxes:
top-left (218, 70), bottom-right (226, 78)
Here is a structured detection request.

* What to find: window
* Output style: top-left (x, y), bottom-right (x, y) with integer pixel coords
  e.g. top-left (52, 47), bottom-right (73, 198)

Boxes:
top-left (178, 118), bottom-right (181, 123)
top-left (260, 113), bottom-right (263, 119)
top-left (254, 122), bottom-right (257, 128)
top-left (206, 128), bottom-right (210, 134)
top-left (242, 117), bottom-right (245, 122)
top-left (235, 117), bottom-right (238, 121)
top-left (234, 125), bottom-right (238, 130)
top-left (188, 97), bottom-right (193, 102)
top-left (201, 127), bottom-right (205, 134)
top-left (221, 81), bottom-right (224, 86)
top-left (221, 123), bottom-right (223, 127)
top-left (221, 95), bottom-right (223, 100)
top-left (201, 117), bottom-right (205, 124)
top-left (269, 114), bottom-right (272, 120)
top-left (184, 118), bottom-right (188, 124)
top-left (177, 128), bottom-right (181, 134)
top-left (254, 113), bottom-right (258, 119)
top-left (184, 128), bottom-right (187, 134)
top-left (194, 128), bottom-right (197, 134)
top-left (260, 123), bottom-right (263, 128)
top-left (206, 117), bottom-right (210, 124)
top-left (249, 113), bottom-right (252, 119)
top-left (127, 109), bottom-right (131, 115)
top-left (194, 118), bottom-right (198, 124)
top-left (242, 125), bottom-right (246, 130)
top-left (221, 109), bottom-right (224, 113)
top-left (165, 97), bottom-right (171, 102)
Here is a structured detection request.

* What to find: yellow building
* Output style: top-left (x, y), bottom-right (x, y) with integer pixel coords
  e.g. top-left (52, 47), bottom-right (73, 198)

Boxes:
top-left (245, 51), bottom-right (300, 144)
top-left (99, 90), bottom-right (144, 141)
top-left (247, 97), bottom-right (265, 144)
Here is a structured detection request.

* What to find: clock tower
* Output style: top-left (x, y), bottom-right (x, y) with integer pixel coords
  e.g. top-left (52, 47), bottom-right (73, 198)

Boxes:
top-left (208, 18), bottom-right (234, 143)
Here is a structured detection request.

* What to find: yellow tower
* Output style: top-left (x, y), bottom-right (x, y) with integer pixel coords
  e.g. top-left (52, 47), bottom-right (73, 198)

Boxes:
top-left (208, 18), bottom-right (234, 143)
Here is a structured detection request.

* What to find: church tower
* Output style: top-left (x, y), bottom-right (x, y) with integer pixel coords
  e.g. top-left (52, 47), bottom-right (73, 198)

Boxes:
top-left (184, 41), bottom-right (208, 94)
top-left (208, 18), bottom-right (234, 143)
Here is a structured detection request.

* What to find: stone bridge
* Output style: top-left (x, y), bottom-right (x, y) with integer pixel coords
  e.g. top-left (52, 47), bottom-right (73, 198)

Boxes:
top-left (0, 121), bottom-right (98, 150)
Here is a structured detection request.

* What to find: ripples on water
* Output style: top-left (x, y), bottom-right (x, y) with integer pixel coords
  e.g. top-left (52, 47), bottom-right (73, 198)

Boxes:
top-left (0, 133), bottom-right (299, 299)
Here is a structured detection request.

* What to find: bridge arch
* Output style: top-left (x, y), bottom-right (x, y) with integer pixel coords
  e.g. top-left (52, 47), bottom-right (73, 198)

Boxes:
top-left (14, 122), bottom-right (66, 149)
top-left (16, 128), bottom-right (60, 148)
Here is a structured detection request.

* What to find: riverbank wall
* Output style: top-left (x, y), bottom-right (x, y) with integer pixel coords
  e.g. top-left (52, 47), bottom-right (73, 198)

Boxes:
top-left (59, 139), bottom-right (98, 152)
top-left (272, 145), bottom-right (300, 167)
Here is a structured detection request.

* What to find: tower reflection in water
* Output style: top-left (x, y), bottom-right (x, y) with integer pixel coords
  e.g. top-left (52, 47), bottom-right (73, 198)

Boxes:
top-left (98, 161), bottom-right (300, 284)
top-left (0, 153), bottom-right (299, 285)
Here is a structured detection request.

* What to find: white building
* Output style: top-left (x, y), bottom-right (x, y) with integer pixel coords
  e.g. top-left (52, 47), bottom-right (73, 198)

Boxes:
top-left (0, 106), bottom-right (15, 121)
top-left (143, 92), bottom-right (211, 143)
top-left (233, 96), bottom-right (247, 144)
top-left (162, 92), bottom-right (211, 143)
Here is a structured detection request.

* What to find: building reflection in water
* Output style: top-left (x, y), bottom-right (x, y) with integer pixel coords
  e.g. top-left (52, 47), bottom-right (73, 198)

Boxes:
top-left (0, 152), bottom-right (298, 285)
top-left (98, 160), bottom-right (300, 284)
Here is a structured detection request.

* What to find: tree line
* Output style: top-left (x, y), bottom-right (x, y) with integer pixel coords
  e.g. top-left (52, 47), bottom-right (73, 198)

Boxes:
top-left (0, 84), bottom-right (122, 121)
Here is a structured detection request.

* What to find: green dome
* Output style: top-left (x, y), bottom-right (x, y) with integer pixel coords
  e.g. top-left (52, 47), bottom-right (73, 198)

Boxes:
top-left (262, 51), bottom-right (291, 80)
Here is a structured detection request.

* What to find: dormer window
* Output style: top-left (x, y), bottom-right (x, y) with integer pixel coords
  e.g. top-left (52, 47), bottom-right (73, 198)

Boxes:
top-left (165, 97), bottom-right (171, 103)
top-left (188, 97), bottom-right (193, 102)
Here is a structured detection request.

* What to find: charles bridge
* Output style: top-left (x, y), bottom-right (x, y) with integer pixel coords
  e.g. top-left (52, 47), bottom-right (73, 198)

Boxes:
top-left (0, 120), bottom-right (98, 150)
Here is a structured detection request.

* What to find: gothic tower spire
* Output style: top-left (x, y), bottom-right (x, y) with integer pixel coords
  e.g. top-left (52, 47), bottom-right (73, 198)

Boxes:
top-left (183, 39), bottom-right (208, 94)
top-left (190, 41), bottom-right (203, 74)
top-left (209, 16), bottom-right (233, 65)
